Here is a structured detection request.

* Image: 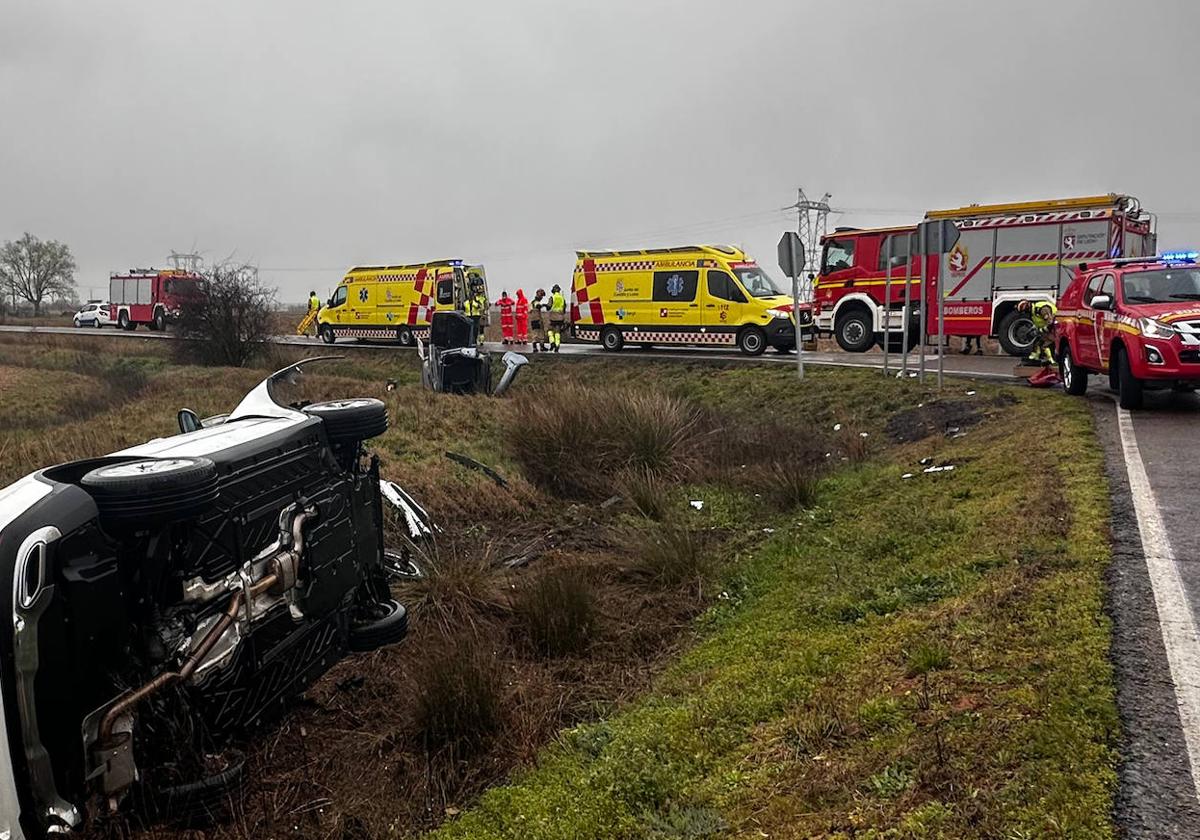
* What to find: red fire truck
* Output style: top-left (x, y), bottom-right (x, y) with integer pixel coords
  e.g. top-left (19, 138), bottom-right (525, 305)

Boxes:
top-left (109, 269), bottom-right (204, 331)
top-left (813, 195), bottom-right (1156, 356)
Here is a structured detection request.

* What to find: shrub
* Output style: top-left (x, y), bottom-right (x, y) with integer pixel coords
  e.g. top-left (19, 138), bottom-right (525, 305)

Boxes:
top-left (401, 546), bottom-right (497, 634)
top-left (765, 457), bottom-right (821, 511)
top-left (174, 263), bottom-right (275, 367)
top-left (630, 523), bottom-right (708, 587)
top-left (621, 465), bottom-right (671, 520)
top-left (414, 640), bottom-right (503, 756)
top-left (511, 567), bottom-right (597, 657)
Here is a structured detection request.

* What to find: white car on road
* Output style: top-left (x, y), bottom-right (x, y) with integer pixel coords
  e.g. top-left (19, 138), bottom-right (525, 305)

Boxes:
top-left (72, 302), bottom-right (112, 328)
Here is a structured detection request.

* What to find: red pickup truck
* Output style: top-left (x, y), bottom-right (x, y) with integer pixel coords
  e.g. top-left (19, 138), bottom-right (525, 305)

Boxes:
top-left (1056, 252), bottom-right (1200, 408)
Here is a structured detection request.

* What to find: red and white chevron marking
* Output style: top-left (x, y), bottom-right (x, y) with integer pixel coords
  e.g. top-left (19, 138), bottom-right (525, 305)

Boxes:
top-left (993, 250), bottom-right (1107, 263)
top-left (958, 209), bottom-right (1113, 229)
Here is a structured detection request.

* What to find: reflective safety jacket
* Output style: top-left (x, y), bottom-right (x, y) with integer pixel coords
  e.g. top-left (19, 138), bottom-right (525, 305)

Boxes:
top-left (1032, 301), bottom-right (1057, 331)
top-left (309, 294), bottom-right (320, 311)
top-left (549, 291), bottom-right (566, 315)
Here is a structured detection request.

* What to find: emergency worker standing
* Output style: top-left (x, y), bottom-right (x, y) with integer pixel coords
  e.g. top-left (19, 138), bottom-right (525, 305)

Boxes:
top-left (547, 284), bottom-right (567, 353)
top-left (497, 290), bottom-right (515, 344)
top-left (529, 289), bottom-right (548, 352)
top-left (307, 290), bottom-right (321, 336)
top-left (515, 289), bottom-right (530, 344)
top-left (1018, 299), bottom-right (1057, 365)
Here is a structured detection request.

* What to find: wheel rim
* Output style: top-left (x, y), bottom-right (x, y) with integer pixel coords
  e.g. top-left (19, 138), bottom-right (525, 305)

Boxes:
top-left (1062, 354), bottom-right (1073, 388)
top-left (399, 329), bottom-right (412, 346)
top-left (316, 399), bottom-right (374, 412)
top-left (843, 321), bottom-right (865, 346)
top-left (1009, 319), bottom-right (1036, 349)
top-left (604, 331), bottom-right (619, 349)
top-left (100, 459), bottom-right (197, 478)
top-left (743, 331), bottom-right (763, 352)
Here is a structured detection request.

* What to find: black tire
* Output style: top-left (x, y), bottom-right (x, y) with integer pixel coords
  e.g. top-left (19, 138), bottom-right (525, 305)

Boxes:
top-left (879, 330), bottom-right (919, 353)
top-left (600, 326), bottom-right (624, 352)
top-left (140, 750), bottom-right (245, 825)
top-left (1115, 346), bottom-right (1144, 410)
top-left (74, 320), bottom-right (82, 329)
top-left (834, 310), bottom-right (873, 353)
top-left (94, 318), bottom-right (102, 329)
top-left (320, 324), bottom-right (336, 344)
top-left (349, 599), bottom-right (409, 652)
top-left (118, 311), bottom-right (133, 331)
top-left (151, 310), bottom-right (166, 332)
top-left (737, 326), bottom-right (767, 356)
top-left (82, 457), bottom-right (219, 525)
top-left (997, 310), bottom-right (1037, 357)
top-left (304, 398), bottom-right (389, 445)
top-left (773, 343), bottom-right (795, 353)
top-left (1059, 343), bottom-right (1089, 396)
top-left (397, 326), bottom-right (414, 347)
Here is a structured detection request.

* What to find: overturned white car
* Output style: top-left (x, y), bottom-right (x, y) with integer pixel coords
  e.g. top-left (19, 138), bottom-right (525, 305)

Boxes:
top-left (0, 358), bottom-right (419, 838)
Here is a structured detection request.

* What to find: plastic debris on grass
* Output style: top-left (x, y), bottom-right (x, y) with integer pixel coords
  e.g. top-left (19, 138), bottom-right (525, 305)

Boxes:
top-left (689, 500), bottom-right (704, 511)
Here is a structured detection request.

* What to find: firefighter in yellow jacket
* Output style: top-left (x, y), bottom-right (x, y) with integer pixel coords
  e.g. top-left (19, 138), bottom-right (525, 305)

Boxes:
top-left (547, 284), bottom-right (567, 353)
top-left (1018, 299), bottom-right (1056, 366)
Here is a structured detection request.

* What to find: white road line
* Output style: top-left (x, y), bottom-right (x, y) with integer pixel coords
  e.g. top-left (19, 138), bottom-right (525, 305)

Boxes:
top-left (1116, 406), bottom-right (1200, 802)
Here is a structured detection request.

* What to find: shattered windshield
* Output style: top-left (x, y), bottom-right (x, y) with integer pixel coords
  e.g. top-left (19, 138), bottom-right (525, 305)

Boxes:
top-left (733, 265), bottom-right (785, 298)
top-left (1121, 268), bottom-right (1200, 303)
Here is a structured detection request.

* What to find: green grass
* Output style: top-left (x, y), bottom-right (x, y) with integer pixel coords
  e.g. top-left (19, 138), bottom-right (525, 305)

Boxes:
top-left (428, 392), bottom-right (1117, 839)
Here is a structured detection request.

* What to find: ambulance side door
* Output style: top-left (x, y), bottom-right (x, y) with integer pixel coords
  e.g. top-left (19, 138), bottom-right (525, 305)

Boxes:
top-left (652, 269), bottom-right (699, 331)
top-left (703, 269), bottom-right (748, 333)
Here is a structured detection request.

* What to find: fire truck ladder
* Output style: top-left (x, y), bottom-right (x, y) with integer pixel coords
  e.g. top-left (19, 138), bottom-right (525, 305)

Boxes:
top-left (296, 309), bottom-right (319, 335)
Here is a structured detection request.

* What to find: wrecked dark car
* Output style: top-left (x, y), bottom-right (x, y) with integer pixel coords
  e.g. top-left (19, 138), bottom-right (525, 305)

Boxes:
top-left (0, 358), bottom-right (415, 838)
top-left (420, 310), bottom-right (527, 396)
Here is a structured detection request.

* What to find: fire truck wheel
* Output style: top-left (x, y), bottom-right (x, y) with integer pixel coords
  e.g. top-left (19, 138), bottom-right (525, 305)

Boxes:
top-left (601, 326), bottom-right (625, 352)
top-left (737, 326), bottom-right (767, 356)
top-left (834, 310), bottom-right (873, 353)
top-left (305, 398), bottom-right (389, 446)
top-left (1115, 346), bottom-right (1144, 410)
top-left (118, 311), bottom-right (133, 331)
top-left (1059, 344), bottom-right (1089, 395)
top-left (81, 457), bottom-right (220, 527)
top-left (396, 326), bottom-right (414, 347)
top-left (997, 310), bottom-right (1036, 357)
top-left (320, 325), bottom-right (336, 344)
top-left (151, 310), bottom-right (166, 332)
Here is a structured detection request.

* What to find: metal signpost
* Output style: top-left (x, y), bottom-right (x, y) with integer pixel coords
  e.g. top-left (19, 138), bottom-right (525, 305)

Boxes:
top-left (902, 231), bottom-right (914, 377)
top-left (777, 231), bottom-right (806, 379)
top-left (882, 236), bottom-right (893, 377)
top-left (913, 219), bottom-right (961, 389)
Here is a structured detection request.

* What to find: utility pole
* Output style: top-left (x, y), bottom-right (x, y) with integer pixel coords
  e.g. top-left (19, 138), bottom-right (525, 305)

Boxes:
top-left (781, 188), bottom-right (832, 301)
top-left (168, 251), bottom-right (203, 273)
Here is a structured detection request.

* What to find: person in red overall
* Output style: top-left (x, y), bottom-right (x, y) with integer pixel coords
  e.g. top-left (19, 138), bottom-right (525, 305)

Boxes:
top-left (514, 289), bottom-right (530, 344)
top-left (497, 290), bottom-right (516, 345)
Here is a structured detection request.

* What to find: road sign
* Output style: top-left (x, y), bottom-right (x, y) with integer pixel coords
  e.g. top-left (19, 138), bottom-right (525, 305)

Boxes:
top-left (777, 231), bottom-right (806, 277)
top-left (916, 219), bottom-right (961, 255)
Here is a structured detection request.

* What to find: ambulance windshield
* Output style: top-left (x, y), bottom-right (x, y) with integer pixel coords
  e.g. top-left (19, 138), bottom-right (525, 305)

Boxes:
top-left (1122, 268), bottom-right (1200, 303)
top-left (733, 266), bottom-right (784, 298)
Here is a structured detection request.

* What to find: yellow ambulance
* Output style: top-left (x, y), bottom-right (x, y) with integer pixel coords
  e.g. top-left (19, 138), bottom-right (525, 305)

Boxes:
top-left (570, 245), bottom-right (808, 355)
top-left (317, 259), bottom-right (485, 345)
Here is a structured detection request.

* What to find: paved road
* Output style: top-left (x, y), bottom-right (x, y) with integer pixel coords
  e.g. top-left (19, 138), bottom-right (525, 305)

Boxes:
top-left (1091, 386), bottom-right (1200, 838)
top-left (0, 324), bottom-right (1020, 381)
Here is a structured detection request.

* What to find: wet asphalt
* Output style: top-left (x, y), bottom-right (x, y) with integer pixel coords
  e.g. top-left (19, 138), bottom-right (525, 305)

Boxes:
top-left (1092, 387), bottom-right (1200, 838)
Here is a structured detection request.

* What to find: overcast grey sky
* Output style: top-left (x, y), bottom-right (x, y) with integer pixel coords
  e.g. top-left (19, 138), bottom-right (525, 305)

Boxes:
top-left (2, 0), bottom-right (1198, 303)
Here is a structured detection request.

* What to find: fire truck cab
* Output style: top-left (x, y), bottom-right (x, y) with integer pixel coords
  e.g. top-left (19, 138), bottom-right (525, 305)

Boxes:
top-left (814, 195), bottom-right (1156, 357)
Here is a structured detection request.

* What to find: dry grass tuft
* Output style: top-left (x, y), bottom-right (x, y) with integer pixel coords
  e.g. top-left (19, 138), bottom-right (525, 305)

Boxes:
top-left (510, 567), bottom-right (598, 658)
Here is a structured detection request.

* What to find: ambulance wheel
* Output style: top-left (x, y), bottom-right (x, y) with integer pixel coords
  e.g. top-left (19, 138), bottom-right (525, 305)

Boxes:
top-left (396, 327), bottom-right (414, 347)
top-left (834, 310), bottom-right (873, 353)
top-left (997, 310), bottom-right (1036, 357)
top-left (737, 326), bottom-right (767, 356)
top-left (320, 325), bottom-right (336, 344)
top-left (601, 327), bottom-right (624, 352)
top-left (1115, 346), bottom-right (1144, 410)
top-left (1059, 344), bottom-right (1088, 396)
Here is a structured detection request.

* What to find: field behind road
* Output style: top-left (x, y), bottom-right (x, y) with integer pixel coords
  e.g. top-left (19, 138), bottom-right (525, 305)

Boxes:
top-left (0, 334), bottom-right (1116, 839)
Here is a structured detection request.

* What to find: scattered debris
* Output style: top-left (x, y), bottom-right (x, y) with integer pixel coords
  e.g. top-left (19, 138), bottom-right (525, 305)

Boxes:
top-left (833, 423), bottom-right (842, 431)
top-left (445, 451), bottom-right (508, 487)
top-left (918, 457), bottom-right (933, 466)
top-left (923, 464), bottom-right (956, 474)
top-left (901, 473), bottom-right (915, 480)
top-left (945, 426), bottom-right (961, 436)
top-left (386, 379), bottom-right (398, 392)
top-left (965, 390), bottom-right (976, 396)
top-left (689, 500), bottom-right (705, 511)
top-left (762, 527), bottom-right (775, 534)
top-left (859, 431), bottom-right (869, 438)
top-left (600, 495), bottom-right (622, 510)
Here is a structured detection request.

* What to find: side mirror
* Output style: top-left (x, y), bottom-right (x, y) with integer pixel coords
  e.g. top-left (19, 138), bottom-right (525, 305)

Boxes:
top-left (178, 408), bottom-right (200, 434)
top-left (1091, 294), bottom-right (1113, 311)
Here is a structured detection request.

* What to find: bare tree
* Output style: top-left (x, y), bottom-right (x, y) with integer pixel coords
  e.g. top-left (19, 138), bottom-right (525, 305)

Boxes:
top-left (0, 233), bottom-right (77, 316)
top-left (174, 262), bottom-right (276, 367)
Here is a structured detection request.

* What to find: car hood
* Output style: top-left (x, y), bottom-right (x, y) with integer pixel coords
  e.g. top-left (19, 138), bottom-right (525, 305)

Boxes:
top-left (1120, 303), bottom-right (1200, 323)
top-left (759, 297), bottom-right (813, 312)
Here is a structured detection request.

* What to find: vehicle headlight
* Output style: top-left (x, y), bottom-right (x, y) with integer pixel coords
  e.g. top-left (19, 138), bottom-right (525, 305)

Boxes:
top-left (767, 308), bottom-right (791, 320)
top-left (1139, 318), bottom-right (1176, 340)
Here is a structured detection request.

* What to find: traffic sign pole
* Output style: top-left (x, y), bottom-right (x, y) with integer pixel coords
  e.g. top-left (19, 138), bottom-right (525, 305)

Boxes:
top-left (882, 236), bottom-right (893, 377)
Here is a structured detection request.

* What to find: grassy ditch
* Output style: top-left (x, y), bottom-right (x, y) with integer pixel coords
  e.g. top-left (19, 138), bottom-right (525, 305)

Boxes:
top-left (0, 336), bottom-right (1115, 839)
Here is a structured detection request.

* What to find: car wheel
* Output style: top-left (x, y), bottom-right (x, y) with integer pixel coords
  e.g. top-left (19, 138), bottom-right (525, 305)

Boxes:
top-left (304, 398), bottom-right (389, 446)
top-left (94, 318), bottom-right (103, 329)
top-left (1116, 347), bottom-right (1144, 410)
top-left (349, 598), bottom-right (409, 652)
top-left (320, 324), bottom-right (336, 344)
top-left (737, 326), bottom-right (767, 356)
top-left (834, 310), bottom-right (874, 353)
top-left (997, 310), bottom-right (1037, 357)
top-left (601, 326), bottom-right (624, 351)
top-left (1060, 344), bottom-right (1089, 395)
top-left (82, 457), bottom-right (219, 526)
top-left (74, 319), bottom-right (82, 328)
top-left (396, 326), bottom-right (414, 347)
